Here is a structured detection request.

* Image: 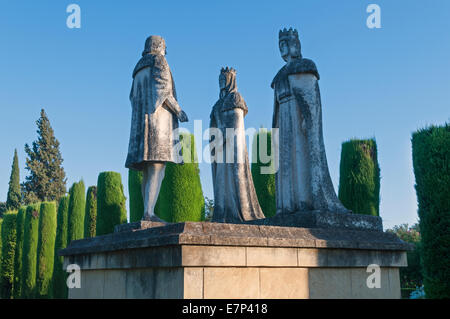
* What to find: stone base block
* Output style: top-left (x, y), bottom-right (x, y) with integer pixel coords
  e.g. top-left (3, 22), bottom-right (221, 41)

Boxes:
top-left (61, 222), bottom-right (410, 299)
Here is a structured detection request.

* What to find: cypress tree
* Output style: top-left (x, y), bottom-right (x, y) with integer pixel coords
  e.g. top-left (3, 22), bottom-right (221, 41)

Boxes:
top-left (67, 181), bottom-right (86, 243)
top-left (251, 129), bottom-right (276, 218)
top-left (155, 134), bottom-right (205, 222)
top-left (0, 211), bottom-right (17, 299)
top-left (128, 169), bottom-right (144, 222)
top-left (96, 172), bottom-right (127, 235)
top-left (0, 218), bottom-right (3, 274)
top-left (412, 124), bottom-right (450, 299)
top-left (21, 203), bottom-right (40, 299)
top-left (12, 206), bottom-right (26, 299)
top-left (84, 186), bottom-right (97, 238)
top-left (338, 138), bottom-right (380, 216)
top-left (52, 196), bottom-right (70, 299)
top-left (6, 149), bottom-right (21, 211)
top-left (0, 203), bottom-right (6, 218)
top-left (36, 202), bottom-right (57, 299)
top-left (22, 109), bottom-right (67, 204)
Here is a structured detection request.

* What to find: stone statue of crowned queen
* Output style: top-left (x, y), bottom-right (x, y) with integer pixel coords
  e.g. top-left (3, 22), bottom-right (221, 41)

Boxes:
top-left (271, 28), bottom-right (349, 215)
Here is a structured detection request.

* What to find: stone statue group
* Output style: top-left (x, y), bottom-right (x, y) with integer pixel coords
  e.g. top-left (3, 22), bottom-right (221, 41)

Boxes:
top-left (126, 28), bottom-right (349, 223)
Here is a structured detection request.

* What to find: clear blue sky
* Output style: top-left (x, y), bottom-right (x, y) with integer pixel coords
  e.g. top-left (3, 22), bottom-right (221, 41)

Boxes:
top-left (1, 1), bottom-right (449, 229)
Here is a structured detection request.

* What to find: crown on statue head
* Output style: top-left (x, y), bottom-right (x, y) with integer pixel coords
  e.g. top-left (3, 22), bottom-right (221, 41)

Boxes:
top-left (279, 27), bottom-right (299, 41)
top-left (220, 67), bottom-right (237, 76)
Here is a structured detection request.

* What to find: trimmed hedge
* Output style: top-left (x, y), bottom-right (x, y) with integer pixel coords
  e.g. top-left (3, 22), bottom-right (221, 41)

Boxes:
top-left (129, 169), bottom-right (144, 222)
top-left (67, 181), bottom-right (86, 243)
top-left (0, 218), bottom-right (3, 274)
top-left (53, 196), bottom-right (70, 299)
top-left (84, 186), bottom-right (97, 238)
top-left (12, 207), bottom-right (26, 299)
top-left (412, 123), bottom-right (450, 299)
top-left (36, 202), bottom-right (57, 299)
top-left (96, 172), bottom-right (127, 235)
top-left (21, 203), bottom-right (40, 299)
top-left (0, 211), bottom-right (17, 299)
top-left (155, 134), bottom-right (205, 222)
top-left (251, 129), bottom-right (276, 218)
top-left (338, 139), bottom-right (380, 216)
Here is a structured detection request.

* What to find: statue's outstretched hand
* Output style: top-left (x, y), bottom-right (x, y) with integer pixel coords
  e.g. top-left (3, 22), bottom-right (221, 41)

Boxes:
top-left (178, 110), bottom-right (189, 122)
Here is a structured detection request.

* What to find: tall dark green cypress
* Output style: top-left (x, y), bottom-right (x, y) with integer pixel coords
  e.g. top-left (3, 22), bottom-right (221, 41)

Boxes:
top-left (12, 206), bottom-right (26, 299)
top-left (128, 169), bottom-right (144, 222)
top-left (251, 129), bottom-right (276, 218)
top-left (6, 149), bottom-right (21, 211)
top-left (412, 124), bottom-right (450, 299)
top-left (22, 109), bottom-right (67, 204)
top-left (155, 134), bottom-right (205, 222)
top-left (84, 186), bottom-right (97, 238)
top-left (96, 172), bottom-right (127, 235)
top-left (52, 196), bottom-right (70, 299)
top-left (21, 203), bottom-right (40, 298)
top-left (36, 202), bottom-right (57, 299)
top-left (0, 211), bottom-right (17, 299)
top-left (67, 181), bottom-right (86, 243)
top-left (338, 139), bottom-right (380, 216)
top-left (0, 218), bottom-right (3, 274)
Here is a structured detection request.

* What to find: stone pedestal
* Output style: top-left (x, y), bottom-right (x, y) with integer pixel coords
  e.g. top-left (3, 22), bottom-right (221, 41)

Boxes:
top-left (60, 215), bottom-right (411, 299)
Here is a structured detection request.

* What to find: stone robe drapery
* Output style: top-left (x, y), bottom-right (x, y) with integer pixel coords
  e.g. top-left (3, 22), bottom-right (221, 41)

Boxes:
top-left (210, 90), bottom-right (265, 223)
top-left (126, 54), bottom-right (180, 170)
top-left (271, 58), bottom-right (349, 213)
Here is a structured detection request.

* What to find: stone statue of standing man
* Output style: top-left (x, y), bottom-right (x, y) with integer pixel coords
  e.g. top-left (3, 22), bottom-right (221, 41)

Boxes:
top-left (126, 35), bottom-right (188, 222)
top-left (272, 28), bottom-right (349, 214)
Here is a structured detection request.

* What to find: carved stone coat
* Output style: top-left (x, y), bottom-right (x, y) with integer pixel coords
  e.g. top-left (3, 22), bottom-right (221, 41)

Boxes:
top-left (126, 54), bottom-right (180, 170)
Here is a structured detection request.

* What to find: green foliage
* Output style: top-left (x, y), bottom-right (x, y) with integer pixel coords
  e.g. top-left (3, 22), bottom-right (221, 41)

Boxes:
top-left (36, 202), bottom-right (57, 299)
top-left (21, 203), bottom-right (40, 298)
top-left (84, 186), bottom-right (97, 238)
top-left (96, 172), bottom-right (127, 235)
top-left (0, 203), bottom-right (6, 218)
top-left (387, 223), bottom-right (423, 289)
top-left (0, 218), bottom-right (3, 274)
top-left (338, 138), bottom-right (380, 216)
top-left (6, 149), bottom-right (21, 211)
top-left (52, 196), bottom-right (70, 299)
top-left (155, 134), bottom-right (205, 222)
top-left (128, 169), bottom-right (144, 222)
top-left (204, 197), bottom-right (214, 222)
top-left (0, 211), bottom-right (17, 299)
top-left (412, 123), bottom-right (450, 299)
top-left (22, 109), bottom-right (67, 204)
top-left (251, 129), bottom-right (276, 218)
top-left (67, 180), bottom-right (86, 243)
top-left (12, 207), bottom-right (26, 299)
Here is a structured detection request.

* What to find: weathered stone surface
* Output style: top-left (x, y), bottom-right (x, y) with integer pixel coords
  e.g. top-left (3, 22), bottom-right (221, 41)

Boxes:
top-left (115, 221), bottom-right (166, 233)
top-left (60, 222), bottom-right (412, 257)
top-left (260, 268), bottom-right (309, 298)
top-left (243, 210), bottom-right (382, 231)
top-left (247, 247), bottom-right (297, 267)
